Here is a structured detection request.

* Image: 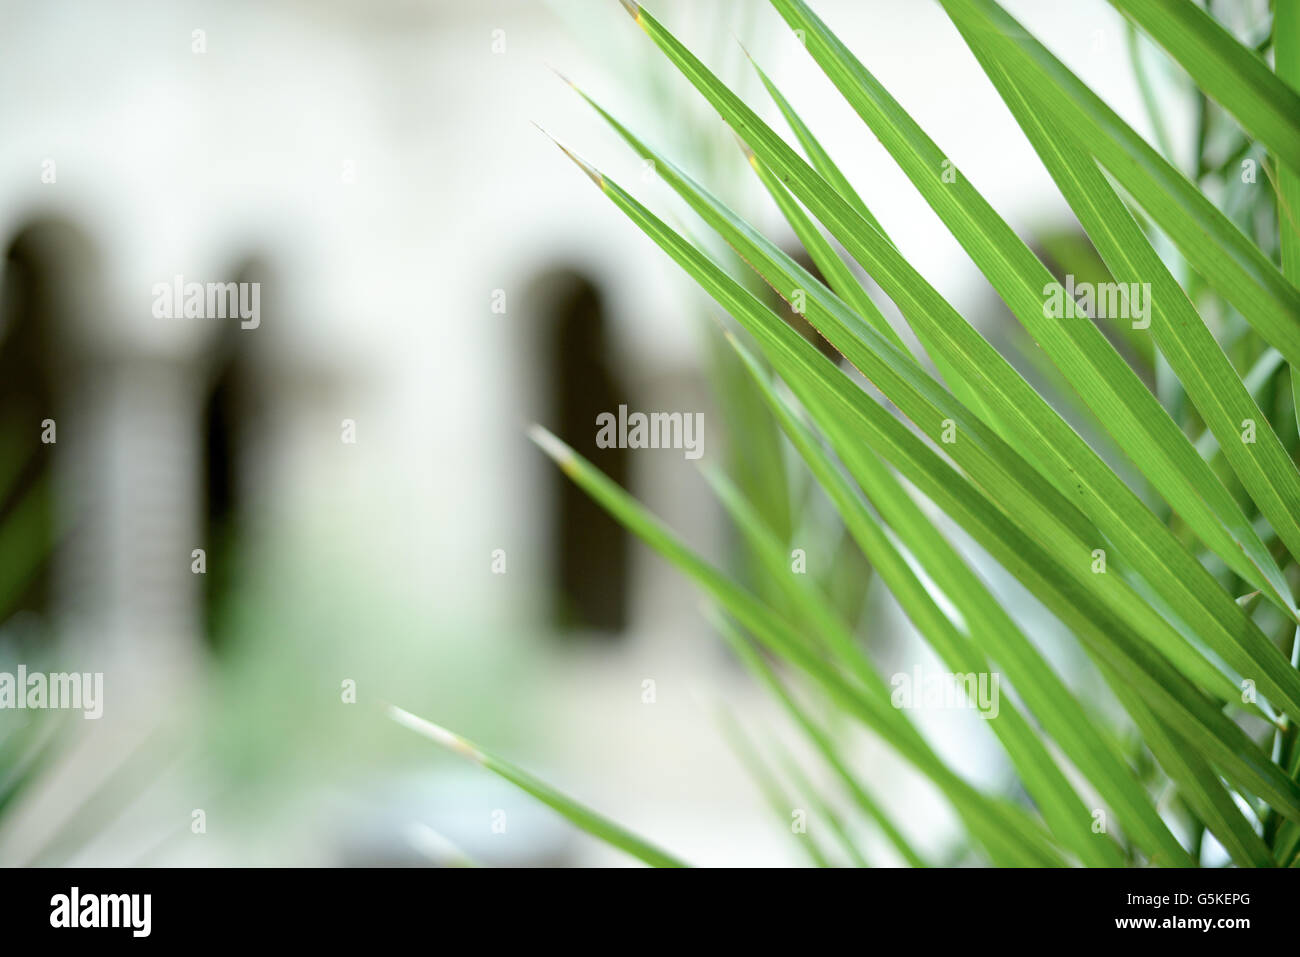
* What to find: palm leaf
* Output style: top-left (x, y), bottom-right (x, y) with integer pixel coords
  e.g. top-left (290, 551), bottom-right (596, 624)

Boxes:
top-left (620, 0), bottom-right (1300, 727)
top-left (944, 0), bottom-right (1300, 369)
top-left (723, 332), bottom-right (1192, 865)
top-left (388, 705), bottom-right (688, 868)
top-left (1106, 0), bottom-right (1300, 174)
top-left (716, 708), bottom-right (835, 867)
top-left (773, 0), bottom-right (1300, 616)
top-left (706, 606), bottom-right (925, 867)
top-left (541, 135), bottom-right (1300, 823)
top-left (530, 423), bottom-right (1065, 865)
top-left (476, 0), bottom-right (1300, 867)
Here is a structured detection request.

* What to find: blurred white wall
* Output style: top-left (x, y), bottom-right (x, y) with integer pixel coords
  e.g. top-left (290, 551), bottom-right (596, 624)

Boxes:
top-left (0, 0), bottom-right (1178, 866)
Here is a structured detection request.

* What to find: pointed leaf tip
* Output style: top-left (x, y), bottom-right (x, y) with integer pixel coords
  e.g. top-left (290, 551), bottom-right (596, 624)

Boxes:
top-left (729, 130), bottom-right (758, 165)
top-left (387, 705), bottom-right (483, 763)
top-left (532, 125), bottom-right (604, 188)
top-left (534, 126), bottom-right (604, 186)
top-left (546, 63), bottom-right (575, 88)
top-left (528, 424), bottom-right (579, 473)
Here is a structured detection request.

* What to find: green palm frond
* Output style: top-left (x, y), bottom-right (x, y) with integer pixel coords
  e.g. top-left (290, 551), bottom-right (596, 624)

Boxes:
top-left (410, 0), bottom-right (1300, 867)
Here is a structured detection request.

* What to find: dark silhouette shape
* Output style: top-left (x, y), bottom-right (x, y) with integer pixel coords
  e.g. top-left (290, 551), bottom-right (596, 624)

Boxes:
top-left (0, 218), bottom-right (91, 634)
top-left (200, 256), bottom-right (271, 652)
top-left (538, 270), bottom-right (631, 636)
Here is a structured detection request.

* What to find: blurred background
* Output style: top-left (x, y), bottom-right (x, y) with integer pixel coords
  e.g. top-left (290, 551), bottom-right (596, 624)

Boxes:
top-left (0, 0), bottom-right (1273, 866)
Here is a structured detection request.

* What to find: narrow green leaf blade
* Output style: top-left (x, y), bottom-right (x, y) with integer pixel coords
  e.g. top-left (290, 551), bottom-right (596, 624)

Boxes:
top-left (1108, 0), bottom-right (1300, 175)
top-left (724, 335), bottom-right (1191, 865)
top-left (388, 705), bottom-right (689, 867)
top-left (764, 0), bottom-right (1300, 714)
top-left (529, 422), bottom-right (1064, 865)
top-left (947, 0), bottom-right (1300, 370)
top-left (776, 0), bottom-right (1299, 619)
top-left (717, 708), bottom-right (836, 867)
top-left (704, 462), bottom-right (1123, 866)
top-left (542, 141), bottom-right (1300, 821)
top-left (1111, 683), bottom-right (1276, 868)
top-left (944, 10), bottom-right (1300, 607)
top-left (708, 606), bottom-right (927, 867)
